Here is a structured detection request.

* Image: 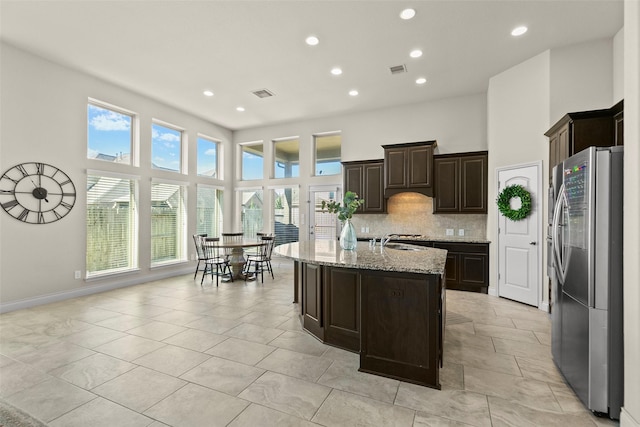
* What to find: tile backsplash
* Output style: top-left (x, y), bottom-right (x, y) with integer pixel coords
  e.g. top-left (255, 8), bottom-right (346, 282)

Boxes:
top-left (350, 192), bottom-right (487, 239)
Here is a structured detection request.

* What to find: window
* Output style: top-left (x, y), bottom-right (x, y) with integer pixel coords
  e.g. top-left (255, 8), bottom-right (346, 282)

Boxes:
top-left (87, 101), bottom-right (134, 164)
top-left (273, 138), bottom-right (299, 178)
top-left (313, 190), bottom-right (339, 240)
top-left (273, 187), bottom-right (299, 246)
top-left (197, 185), bottom-right (223, 237)
top-left (151, 181), bottom-right (186, 265)
top-left (314, 133), bottom-right (342, 176)
top-left (197, 136), bottom-right (219, 178)
top-left (241, 189), bottom-right (263, 236)
top-left (86, 174), bottom-right (138, 276)
top-left (241, 143), bottom-right (264, 180)
top-left (152, 122), bottom-right (182, 172)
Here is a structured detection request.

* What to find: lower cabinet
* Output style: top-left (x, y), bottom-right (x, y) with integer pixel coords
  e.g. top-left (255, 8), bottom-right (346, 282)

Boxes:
top-left (302, 263), bottom-right (324, 339)
top-left (324, 267), bottom-right (360, 352)
top-left (432, 242), bottom-right (489, 293)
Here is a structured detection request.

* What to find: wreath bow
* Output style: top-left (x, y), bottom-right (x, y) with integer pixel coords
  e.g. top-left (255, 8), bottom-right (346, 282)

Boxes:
top-left (497, 184), bottom-right (532, 221)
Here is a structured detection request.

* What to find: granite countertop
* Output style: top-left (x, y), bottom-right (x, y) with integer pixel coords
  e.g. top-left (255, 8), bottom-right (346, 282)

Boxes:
top-left (274, 241), bottom-right (447, 275)
top-left (360, 234), bottom-right (491, 244)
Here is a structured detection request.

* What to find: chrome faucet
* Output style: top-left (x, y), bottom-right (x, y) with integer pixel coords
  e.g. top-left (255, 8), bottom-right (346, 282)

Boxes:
top-left (381, 233), bottom-right (397, 247)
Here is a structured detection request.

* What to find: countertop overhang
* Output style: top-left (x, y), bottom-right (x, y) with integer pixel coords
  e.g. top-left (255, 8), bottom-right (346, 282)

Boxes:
top-left (274, 240), bottom-right (447, 275)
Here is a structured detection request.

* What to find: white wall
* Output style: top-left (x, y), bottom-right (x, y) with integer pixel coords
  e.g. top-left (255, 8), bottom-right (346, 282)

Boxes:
top-left (614, 27), bottom-right (625, 103)
top-left (622, 1), bottom-right (640, 425)
top-left (0, 43), bottom-right (234, 309)
top-left (487, 50), bottom-right (551, 302)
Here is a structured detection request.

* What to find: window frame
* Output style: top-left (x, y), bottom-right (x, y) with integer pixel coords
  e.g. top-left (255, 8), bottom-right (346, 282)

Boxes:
top-left (150, 178), bottom-right (188, 267)
top-left (272, 137), bottom-right (300, 179)
top-left (239, 141), bottom-right (265, 181)
top-left (196, 134), bottom-right (221, 179)
top-left (196, 183), bottom-right (224, 238)
top-left (313, 132), bottom-right (342, 177)
top-left (87, 98), bottom-right (138, 166)
top-left (151, 119), bottom-right (185, 174)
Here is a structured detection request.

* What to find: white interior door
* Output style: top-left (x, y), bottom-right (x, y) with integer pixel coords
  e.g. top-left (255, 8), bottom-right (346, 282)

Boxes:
top-left (308, 187), bottom-right (340, 242)
top-left (497, 163), bottom-right (542, 307)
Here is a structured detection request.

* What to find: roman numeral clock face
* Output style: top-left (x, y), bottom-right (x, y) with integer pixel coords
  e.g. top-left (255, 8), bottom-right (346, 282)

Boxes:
top-left (0, 162), bottom-right (76, 224)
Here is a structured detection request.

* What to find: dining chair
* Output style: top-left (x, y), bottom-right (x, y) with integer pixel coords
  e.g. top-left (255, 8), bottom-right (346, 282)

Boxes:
top-left (244, 235), bottom-right (275, 283)
top-left (221, 232), bottom-right (244, 260)
top-left (201, 237), bottom-right (233, 286)
top-left (192, 233), bottom-right (208, 280)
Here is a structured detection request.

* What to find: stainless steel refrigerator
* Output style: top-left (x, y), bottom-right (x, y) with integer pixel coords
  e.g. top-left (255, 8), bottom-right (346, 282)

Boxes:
top-left (550, 146), bottom-right (624, 419)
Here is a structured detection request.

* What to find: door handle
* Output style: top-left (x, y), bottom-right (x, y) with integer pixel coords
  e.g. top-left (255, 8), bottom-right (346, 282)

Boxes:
top-left (529, 242), bottom-right (537, 245)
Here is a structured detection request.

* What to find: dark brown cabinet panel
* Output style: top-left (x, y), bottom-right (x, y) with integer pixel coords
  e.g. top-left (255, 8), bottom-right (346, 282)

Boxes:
top-left (360, 270), bottom-right (442, 388)
top-left (383, 141), bottom-right (436, 198)
top-left (342, 160), bottom-right (386, 214)
top-left (324, 267), bottom-right (360, 351)
top-left (434, 151), bottom-right (487, 214)
top-left (545, 101), bottom-right (623, 178)
top-left (303, 263), bottom-right (324, 339)
top-left (432, 242), bottom-right (489, 293)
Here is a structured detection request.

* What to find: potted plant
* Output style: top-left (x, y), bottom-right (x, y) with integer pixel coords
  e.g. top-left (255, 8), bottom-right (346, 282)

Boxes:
top-left (321, 191), bottom-right (364, 250)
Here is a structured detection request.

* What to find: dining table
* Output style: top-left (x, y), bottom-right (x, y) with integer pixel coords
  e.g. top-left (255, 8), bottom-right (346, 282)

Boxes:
top-left (204, 238), bottom-right (267, 280)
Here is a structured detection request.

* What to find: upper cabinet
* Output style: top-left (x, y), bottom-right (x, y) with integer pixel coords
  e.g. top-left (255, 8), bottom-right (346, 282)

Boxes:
top-left (545, 100), bottom-right (623, 178)
top-left (433, 151), bottom-right (488, 214)
top-left (382, 140), bottom-right (437, 198)
top-left (342, 160), bottom-right (386, 214)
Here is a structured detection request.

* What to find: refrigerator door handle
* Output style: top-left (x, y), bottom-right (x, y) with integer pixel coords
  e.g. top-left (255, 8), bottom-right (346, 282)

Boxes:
top-left (552, 184), bottom-right (568, 284)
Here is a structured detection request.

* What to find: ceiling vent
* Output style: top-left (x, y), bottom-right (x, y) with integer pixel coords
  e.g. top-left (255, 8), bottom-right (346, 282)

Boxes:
top-left (252, 89), bottom-right (275, 98)
top-left (389, 64), bottom-right (407, 75)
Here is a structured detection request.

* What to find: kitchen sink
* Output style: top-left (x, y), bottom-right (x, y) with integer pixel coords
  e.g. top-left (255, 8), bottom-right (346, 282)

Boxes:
top-left (384, 243), bottom-right (427, 251)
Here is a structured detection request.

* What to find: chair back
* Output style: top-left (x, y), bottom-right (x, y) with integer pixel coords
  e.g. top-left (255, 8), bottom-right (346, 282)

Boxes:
top-left (260, 236), bottom-right (275, 259)
top-left (202, 237), bottom-right (223, 260)
top-left (222, 232), bottom-right (243, 256)
top-left (193, 234), bottom-right (207, 260)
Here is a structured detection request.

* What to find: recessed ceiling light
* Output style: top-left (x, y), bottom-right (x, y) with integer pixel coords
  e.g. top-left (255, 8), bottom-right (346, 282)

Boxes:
top-left (511, 26), bottom-right (528, 36)
top-left (410, 49), bottom-right (423, 58)
top-left (203, 90), bottom-right (214, 97)
top-left (349, 90), bottom-right (359, 96)
top-left (416, 77), bottom-right (427, 85)
top-left (236, 106), bottom-right (245, 112)
top-left (331, 67), bottom-right (343, 76)
top-left (400, 8), bottom-right (416, 20)
top-left (305, 35), bottom-right (319, 46)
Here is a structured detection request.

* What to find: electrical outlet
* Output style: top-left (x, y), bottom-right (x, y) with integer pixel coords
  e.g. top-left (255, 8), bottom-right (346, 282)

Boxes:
top-left (74, 270), bottom-right (82, 279)
top-left (361, 227), bottom-right (366, 233)
top-left (365, 227), bottom-right (369, 233)
top-left (446, 228), bottom-right (454, 236)
top-left (458, 229), bottom-right (465, 236)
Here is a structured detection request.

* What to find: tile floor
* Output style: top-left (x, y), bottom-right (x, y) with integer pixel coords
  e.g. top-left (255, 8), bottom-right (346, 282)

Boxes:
top-left (0, 258), bottom-right (620, 426)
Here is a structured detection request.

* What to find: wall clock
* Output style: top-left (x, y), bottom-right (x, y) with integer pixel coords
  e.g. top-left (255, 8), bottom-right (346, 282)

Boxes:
top-left (0, 162), bottom-right (76, 224)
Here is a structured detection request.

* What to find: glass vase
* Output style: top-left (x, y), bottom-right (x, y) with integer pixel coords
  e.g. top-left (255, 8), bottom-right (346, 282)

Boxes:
top-left (339, 219), bottom-right (357, 250)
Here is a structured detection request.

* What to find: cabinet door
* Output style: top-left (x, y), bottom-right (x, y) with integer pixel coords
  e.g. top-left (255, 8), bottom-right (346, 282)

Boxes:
top-left (614, 112), bottom-right (624, 146)
top-left (433, 157), bottom-right (459, 213)
top-left (459, 253), bottom-right (488, 292)
top-left (303, 263), bottom-right (324, 339)
top-left (407, 145), bottom-right (433, 188)
top-left (549, 132), bottom-right (559, 179)
top-left (557, 124), bottom-right (570, 164)
top-left (460, 154), bottom-right (487, 213)
top-left (443, 253), bottom-right (459, 285)
top-left (324, 267), bottom-right (360, 351)
top-left (344, 164), bottom-right (364, 201)
top-left (384, 148), bottom-right (407, 189)
top-left (363, 162), bottom-right (385, 213)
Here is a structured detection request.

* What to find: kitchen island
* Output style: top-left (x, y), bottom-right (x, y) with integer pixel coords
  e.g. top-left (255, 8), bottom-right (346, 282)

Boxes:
top-left (274, 240), bottom-right (447, 389)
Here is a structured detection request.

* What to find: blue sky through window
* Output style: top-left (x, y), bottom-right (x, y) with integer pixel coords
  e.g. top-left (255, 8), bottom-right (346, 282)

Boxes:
top-left (87, 104), bottom-right (132, 163)
top-left (152, 123), bottom-right (181, 172)
top-left (197, 137), bottom-right (218, 177)
top-left (242, 147), bottom-right (264, 180)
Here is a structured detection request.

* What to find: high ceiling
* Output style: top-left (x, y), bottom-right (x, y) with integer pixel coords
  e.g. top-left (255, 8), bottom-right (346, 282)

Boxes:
top-left (0, 1), bottom-right (623, 131)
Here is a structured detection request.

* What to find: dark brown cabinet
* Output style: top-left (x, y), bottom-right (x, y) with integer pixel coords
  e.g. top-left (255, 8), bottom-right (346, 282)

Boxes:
top-left (545, 100), bottom-right (623, 178)
top-left (323, 267), bottom-right (360, 352)
top-left (432, 242), bottom-right (489, 293)
top-left (342, 160), bottom-right (386, 214)
top-left (360, 270), bottom-right (442, 388)
top-left (302, 263), bottom-right (323, 339)
top-left (433, 151), bottom-right (488, 214)
top-left (382, 141), bottom-right (437, 198)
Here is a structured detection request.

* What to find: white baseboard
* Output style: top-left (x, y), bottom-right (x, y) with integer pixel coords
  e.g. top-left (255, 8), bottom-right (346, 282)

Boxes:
top-left (538, 301), bottom-right (549, 312)
top-left (488, 287), bottom-right (497, 296)
top-left (0, 266), bottom-right (192, 314)
top-left (621, 408), bottom-right (640, 427)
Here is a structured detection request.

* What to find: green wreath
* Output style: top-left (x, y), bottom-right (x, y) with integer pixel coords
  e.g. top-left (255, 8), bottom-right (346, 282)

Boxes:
top-left (497, 184), bottom-right (532, 221)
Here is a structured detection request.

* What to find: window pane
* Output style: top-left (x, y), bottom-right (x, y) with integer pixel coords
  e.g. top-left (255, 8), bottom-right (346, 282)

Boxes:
top-left (241, 144), bottom-right (264, 180)
top-left (314, 190), bottom-right (339, 240)
top-left (87, 103), bottom-right (132, 164)
top-left (273, 188), bottom-right (299, 246)
top-left (151, 182), bottom-right (185, 264)
top-left (152, 123), bottom-right (182, 172)
top-left (197, 137), bottom-right (218, 178)
top-left (315, 134), bottom-right (341, 176)
top-left (274, 139), bottom-right (299, 179)
top-left (241, 190), bottom-right (263, 236)
top-left (87, 175), bottom-right (137, 275)
top-left (197, 186), bottom-right (223, 237)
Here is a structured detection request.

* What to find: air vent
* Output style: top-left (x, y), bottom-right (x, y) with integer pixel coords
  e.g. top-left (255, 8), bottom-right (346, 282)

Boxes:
top-left (389, 64), bottom-right (407, 75)
top-left (252, 89), bottom-right (275, 98)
